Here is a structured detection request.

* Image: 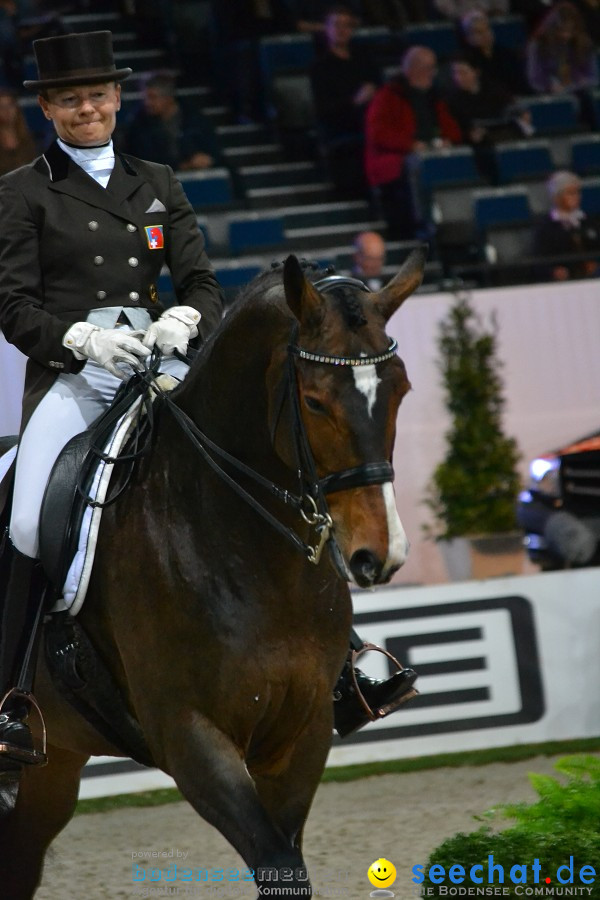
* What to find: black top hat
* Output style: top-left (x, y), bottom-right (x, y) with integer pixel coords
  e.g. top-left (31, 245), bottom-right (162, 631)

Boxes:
top-left (23, 30), bottom-right (132, 91)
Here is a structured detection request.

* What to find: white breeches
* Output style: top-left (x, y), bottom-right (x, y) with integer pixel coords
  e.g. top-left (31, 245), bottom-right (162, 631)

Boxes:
top-left (9, 355), bottom-right (188, 558)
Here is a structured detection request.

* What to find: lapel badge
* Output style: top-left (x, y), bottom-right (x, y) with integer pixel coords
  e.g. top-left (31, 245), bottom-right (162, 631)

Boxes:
top-left (149, 284), bottom-right (158, 303)
top-left (144, 225), bottom-right (164, 250)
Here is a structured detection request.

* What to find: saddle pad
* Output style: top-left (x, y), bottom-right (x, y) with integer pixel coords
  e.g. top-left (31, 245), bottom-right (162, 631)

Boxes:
top-left (54, 373), bottom-right (178, 616)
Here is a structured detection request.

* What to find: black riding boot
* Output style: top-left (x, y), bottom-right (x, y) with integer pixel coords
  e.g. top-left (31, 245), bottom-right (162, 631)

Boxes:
top-left (333, 632), bottom-right (418, 738)
top-left (0, 541), bottom-right (47, 771)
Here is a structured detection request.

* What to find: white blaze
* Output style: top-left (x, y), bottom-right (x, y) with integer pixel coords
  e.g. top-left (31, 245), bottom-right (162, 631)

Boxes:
top-left (382, 481), bottom-right (409, 572)
top-left (350, 360), bottom-right (409, 577)
top-left (352, 363), bottom-right (380, 416)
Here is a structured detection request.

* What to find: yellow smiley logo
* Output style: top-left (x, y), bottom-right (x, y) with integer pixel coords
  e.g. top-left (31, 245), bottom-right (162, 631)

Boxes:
top-left (368, 857), bottom-right (397, 888)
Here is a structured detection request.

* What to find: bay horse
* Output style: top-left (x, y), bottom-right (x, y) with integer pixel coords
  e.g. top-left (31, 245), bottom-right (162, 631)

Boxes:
top-left (0, 248), bottom-right (425, 899)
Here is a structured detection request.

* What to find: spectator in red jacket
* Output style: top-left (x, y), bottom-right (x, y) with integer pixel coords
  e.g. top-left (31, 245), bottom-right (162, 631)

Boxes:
top-left (365, 45), bottom-right (462, 239)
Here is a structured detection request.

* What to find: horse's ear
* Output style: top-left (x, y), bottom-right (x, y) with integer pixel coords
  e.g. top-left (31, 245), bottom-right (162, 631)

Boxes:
top-left (283, 255), bottom-right (324, 328)
top-left (373, 245), bottom-right (427, 322)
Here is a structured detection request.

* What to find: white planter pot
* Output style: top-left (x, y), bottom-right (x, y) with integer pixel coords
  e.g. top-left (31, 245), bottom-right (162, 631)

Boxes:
top-left (439, 533), bottom-right (525, 582)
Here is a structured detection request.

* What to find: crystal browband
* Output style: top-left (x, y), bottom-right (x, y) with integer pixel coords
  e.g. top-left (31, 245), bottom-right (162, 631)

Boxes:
top-left (290, 339), bottom-right (398, 367)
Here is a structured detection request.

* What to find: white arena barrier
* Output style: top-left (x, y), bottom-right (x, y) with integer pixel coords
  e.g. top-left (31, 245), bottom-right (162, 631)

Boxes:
top-left (79, 568), bottom-right (600, 798)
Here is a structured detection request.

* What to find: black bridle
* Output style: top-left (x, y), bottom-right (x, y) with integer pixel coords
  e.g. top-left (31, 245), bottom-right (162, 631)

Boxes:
top-left (82, 277), bottom-right (399, 567)
top-left (288, 274), bottom-right (396, 500)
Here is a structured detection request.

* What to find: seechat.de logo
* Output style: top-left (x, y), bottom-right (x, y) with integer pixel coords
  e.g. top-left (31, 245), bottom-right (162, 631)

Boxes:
top-left (412, 854), bottom-right (596, 894)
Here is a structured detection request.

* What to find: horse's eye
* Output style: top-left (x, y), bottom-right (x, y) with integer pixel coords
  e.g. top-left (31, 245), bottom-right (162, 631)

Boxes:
top-left (304, 395), bottom-right (326, 414)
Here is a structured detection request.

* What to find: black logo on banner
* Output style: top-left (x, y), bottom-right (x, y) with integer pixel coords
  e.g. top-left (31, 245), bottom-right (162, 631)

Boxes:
top-left (342, 595), bottom-right (544, 744)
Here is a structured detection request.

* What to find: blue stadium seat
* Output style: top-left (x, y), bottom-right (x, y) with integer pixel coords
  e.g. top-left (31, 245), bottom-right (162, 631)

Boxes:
top-left (493, 141), bottom-right (554, 184)
top-left (525, 95), bottom-right (580, 135)
top-left (258, 35), bottom-right (315, 84)
top-left (473, 188), bottom-right (533, 271)
top-left (491, 16), bottom-right (526, 49)
top-left (419, 146), bottom-right (481, 189)
top-left (580, 179), bottom-right (600, 216)
top-left (402, 23), bottom-right (458, 59)
top-left (228, 214), bottom-right (286, 254)
top-left (473, 187), bottom-right (532, 230)
top-left (214, 260), bottom-right (263, 302)
top-left (214, 261), bottom-right (262, 286)
top-left (178, 169), bottom-right (235, 209)
top-left (571, 135), bottom-right (600, 176)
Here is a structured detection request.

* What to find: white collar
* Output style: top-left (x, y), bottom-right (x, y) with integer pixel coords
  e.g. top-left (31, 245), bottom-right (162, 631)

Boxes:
top-left (58, 138), bottom-right (115, 164)
top-left (550, 207), bottom-right (586, 228)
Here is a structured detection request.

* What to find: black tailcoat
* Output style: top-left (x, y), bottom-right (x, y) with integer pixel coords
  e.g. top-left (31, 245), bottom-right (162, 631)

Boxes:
top-left (0, 140), bottom-right (224, 426)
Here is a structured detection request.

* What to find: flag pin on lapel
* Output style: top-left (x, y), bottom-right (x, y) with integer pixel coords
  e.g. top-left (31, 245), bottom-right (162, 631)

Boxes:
top-left (145, 225), bottom-right (164, 249)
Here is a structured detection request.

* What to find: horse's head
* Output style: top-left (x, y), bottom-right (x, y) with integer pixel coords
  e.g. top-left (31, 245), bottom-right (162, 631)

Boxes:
top-left (269, 249), bottom-right (425, 588)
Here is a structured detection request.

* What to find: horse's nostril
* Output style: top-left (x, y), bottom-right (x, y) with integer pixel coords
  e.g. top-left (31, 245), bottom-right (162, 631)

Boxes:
top-left (349, 549), bottom-right (383, 588)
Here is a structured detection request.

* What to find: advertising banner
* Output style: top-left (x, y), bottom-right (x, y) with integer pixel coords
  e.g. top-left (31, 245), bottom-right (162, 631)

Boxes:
top-left (79, 568), bottom-right (600, 798)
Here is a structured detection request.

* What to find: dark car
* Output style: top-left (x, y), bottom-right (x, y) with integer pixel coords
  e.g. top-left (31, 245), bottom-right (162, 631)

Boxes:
top-left (517, 431), bottom-right (600, 570)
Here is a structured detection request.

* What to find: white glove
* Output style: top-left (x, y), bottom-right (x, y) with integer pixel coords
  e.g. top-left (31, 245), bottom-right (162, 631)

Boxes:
top-left (63, 322), bottom-right (151, 380)
top-left (142, 306), bottom-right (200, 357)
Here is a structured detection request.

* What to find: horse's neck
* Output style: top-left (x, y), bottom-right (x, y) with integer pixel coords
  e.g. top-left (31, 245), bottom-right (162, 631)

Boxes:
top-left (173, 302), bottom-right (286, 459)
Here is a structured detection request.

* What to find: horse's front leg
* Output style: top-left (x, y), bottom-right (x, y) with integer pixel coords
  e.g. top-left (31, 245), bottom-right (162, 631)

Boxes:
top-left (0, 744), bottom-right (88, 899)
top-left (252, 704), bottom-right (334, 855)
top-left (162, 712), bottom-right (315, 899)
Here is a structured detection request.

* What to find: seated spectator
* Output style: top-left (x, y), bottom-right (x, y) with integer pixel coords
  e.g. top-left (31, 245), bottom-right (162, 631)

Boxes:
top-left (310, 4), bottom-right (379, 197)
top-left (121, 72), bottom-right (221, 171)
top-left (352, 230), bottom-right (387, 289)
top-left (365, 45), bottom-right (462, 239)
top-left (460, 9), bottom-right (530, 99)
top-left (433, 0), bottom-right (509, 20)
top-left (444, 57), bottom-right (533, 179)
top-left (531, 170), bottom-right (600, 281)
top-left (0, 86), bottom-right (37, 175)
top-left (525, 2), bottom-right (598, 100)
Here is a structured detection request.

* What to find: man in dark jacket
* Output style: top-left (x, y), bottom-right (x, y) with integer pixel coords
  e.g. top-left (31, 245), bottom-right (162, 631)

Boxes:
top-left (309, 4), bottom-right (379, 196)
top-left (122, 71), bottom-right (221, 172)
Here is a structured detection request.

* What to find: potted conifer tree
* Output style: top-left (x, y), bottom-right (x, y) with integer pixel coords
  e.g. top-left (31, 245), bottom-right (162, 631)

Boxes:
top-left (424, 291), bottom-right (524, 580)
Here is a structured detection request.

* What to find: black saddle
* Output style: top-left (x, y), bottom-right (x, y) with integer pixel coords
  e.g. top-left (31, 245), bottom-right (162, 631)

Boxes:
top-left (0, 370), bottom-right (156, 598)
top-left (0, 427), bottom-right (115, 593)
